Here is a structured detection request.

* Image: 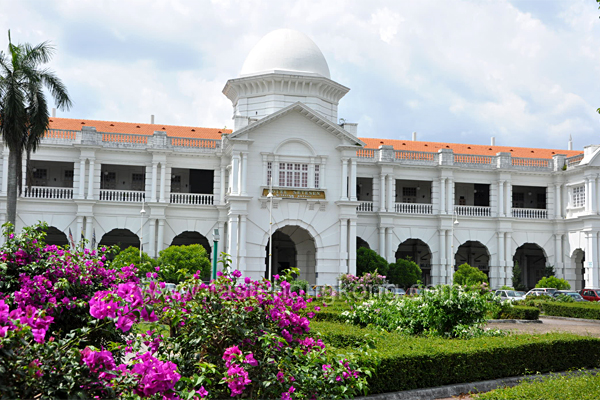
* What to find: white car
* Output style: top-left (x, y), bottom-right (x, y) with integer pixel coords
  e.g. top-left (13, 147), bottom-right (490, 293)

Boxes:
top-left (494, 289), bottom-right (526, 302)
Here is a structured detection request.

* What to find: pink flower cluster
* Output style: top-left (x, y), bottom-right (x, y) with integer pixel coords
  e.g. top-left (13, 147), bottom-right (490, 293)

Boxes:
top-left (340, 271), bottom-right (387, 291)
top-left (0, 299), bottom-right (54, 343)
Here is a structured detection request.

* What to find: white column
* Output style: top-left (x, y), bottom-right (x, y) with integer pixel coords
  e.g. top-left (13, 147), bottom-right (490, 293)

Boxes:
top-left (159, 163), bottom-right (166, 202)
top-left (262, 155), bottom-right (268, 186)
top-left (446, 230), bottom-right (453, 283)
top-left (78, 158), bottom-right (86, 199)
top-left (87, 159), bottom-right (95, 199)
top-left (439, 178), bottom-right (446, 214)
top-left (585, 178), bottom-right (592, 213)
top-left (350, 159), bottom-right (357, 201)
top-left (309, 159), bottom-right (315, 188)
top-left (386, 174), bottom-right (393, 212)
top-left (151, 162), bottom-right (158, 202)
top-left (446, 178), bottom-right (453, 215)
top-left (232, 154), bottom-right (240, 195)
top-left (320, 162), bottom-right (326, 188)
top-left (218, 221), bottom-right (225, 259)
top-left (348, 219), bottom-right (357, 275)
top-left (386, 227), bottom-right (394, 263)
top-left (591, 177), bottom-right (597, 213)
top-left (21, 157), bottom-right (26, 192)
top-left (586, 231), bottom-right (599, 288)
top-left (554, 233), bottom-right (563, 278)
top-left (596, 175), bottom-right (600, 214)
top-left (506, 183), bottom-right (512, 217)
top-left (85, 217), bottom-right (93, 250)
top-left (157, 219), bottom-right (165, 254)
top-left (379, 226), bottom-right (386, 257)
top-left (379, 174), bottom-right (386, 212)
top-left (239, 215), bottom-right (247, 272)
top-left (1, 151), bottom-right (8, 195)
top-left (148, 218), bottom-right (156, 258)
top-left (241, 153), bottom-right (248, 196)
top-left (498, 180), bottom-right (504, 217)
top-left (274, 157), bottom-right (280, 187)
top-left (220, 166), bottom-right (226, 204)
top-left (341, 158), bottom-right (348, 200)
top-left (75, 216), bottom-right (84, 249)
top-left (339, 218), bottom-right (348, 273)
top-left (555, 184), bottom-right (561, 218)
top-left (228, 215), bottom-right (239, 269)
top-left (437, 229), bottom-right (446, 285)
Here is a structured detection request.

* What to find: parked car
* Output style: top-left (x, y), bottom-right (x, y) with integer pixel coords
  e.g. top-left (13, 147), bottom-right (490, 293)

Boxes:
top-left (580, 288), bottom-right (600, 302)
top-left (391, 287), bottom-right (406, 296)
top-left (552, 290), bottom-right (587, 302)
top-left (406, 287), bottom-right (422, 295)
top-left (515, 291), bottom-right (526, 298)
top-left (494, 289), bottom-right (526, 302)
top-left (525, 288), bottom-right (558, 297)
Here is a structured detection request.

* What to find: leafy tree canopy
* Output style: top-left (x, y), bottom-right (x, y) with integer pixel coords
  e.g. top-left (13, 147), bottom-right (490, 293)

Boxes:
top-left (536, 276), bottom-right (571, 290)
top-left (356, 247), bottom-right (388, 276)
top-left (158, 244), bottom-right (211, 283)
top-left (388, 258), bottom-right (422, 289)
top-left (453, 263), bottom-right (488, 286)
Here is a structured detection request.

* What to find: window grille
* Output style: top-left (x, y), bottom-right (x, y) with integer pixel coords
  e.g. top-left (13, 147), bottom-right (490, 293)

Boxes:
top-left (573, 185), bottom-right (585, 208)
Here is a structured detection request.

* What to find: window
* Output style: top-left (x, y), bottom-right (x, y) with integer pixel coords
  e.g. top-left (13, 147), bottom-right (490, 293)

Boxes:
top-left (64, 170), bottom-right (74, 187)
top-left (267, 162), bottom-right (272, 186)
top-left (402, 187), bottom-right (416, 203)
top-left (171, 175), bottom-right (181, 193)
top-left (314, 165), bottom-right (320, 189)
top-left (573, 185), bottom-right (585, 208)
top-left (513, 192), bottom-right (524, 208)
top-left (101, 172), bottom-right (116, 189)
top-left (32, 169), bottom-right (47, 186)
top-left (132, 173), bottom-right (145, 191)
top-left (278, 162), bottom-right (309, 188)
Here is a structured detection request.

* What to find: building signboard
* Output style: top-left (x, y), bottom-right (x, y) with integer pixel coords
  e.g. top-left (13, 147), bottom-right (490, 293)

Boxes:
top-left (262, 189), bottom-right (326, 199)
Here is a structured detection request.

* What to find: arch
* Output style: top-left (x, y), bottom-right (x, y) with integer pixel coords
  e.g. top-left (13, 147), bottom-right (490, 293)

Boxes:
top-left (265, 225), bottom-right (316, 285)
top-left (571, 248), bottom-right (585, 291)
top-left (99, 228), bottom-right (140, 250)
top-left (395, 238), bottom-right (433, 285)
top-left (356, 237), bottom-right (370, 250)
top-left (274, 138), bottom-right (317, 157)
top-left (170, 231), bottom-right (211, 254)
top-left (513, 243), bottom-right (548, 289)
top-left (41, 226), bottom-right (69, 247)
top-left (455, 241), bottom-right (490, 277)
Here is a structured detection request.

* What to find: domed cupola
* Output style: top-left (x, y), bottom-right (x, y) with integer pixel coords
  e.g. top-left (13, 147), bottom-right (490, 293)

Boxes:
top-left (223, 29), bottom-right (349, 130)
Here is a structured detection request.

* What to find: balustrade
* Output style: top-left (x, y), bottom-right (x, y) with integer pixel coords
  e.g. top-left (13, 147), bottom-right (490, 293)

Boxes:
top-left (395, 202), bottom-right (433, 214)
top-left (512, 208), bottom-right (548, 219)
top-left (170, 193), bottom-right (214, 205)
top-left (23, 186), bottom-right (73, 199)
top-left (99, 189), bottom-right (145, 202)
top-left (454, 205), bottom-right (491, 217)
top-left (356, 201), bottom-right (374, 212)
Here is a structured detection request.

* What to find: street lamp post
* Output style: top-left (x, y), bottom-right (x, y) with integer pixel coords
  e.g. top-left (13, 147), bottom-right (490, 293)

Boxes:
top-left (212, 228), bottom-right (220, 280)
top-left (139, 202), bottom-right (146, 260)
top-left (267, 178), bottom-right (274, 282)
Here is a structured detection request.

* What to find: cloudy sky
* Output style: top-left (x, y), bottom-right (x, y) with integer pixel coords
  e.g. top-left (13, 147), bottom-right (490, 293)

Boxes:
top-left (2, 0), bottom-right (599, 151)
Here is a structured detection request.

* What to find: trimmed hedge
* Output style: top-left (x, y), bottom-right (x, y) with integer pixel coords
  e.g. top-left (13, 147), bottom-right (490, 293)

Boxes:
top-left (496, 305), bottom-right (539, 320)
top-left (311, 321), bottom-right (600, 395)
top-left (542, 302), bottom-right (600, 320)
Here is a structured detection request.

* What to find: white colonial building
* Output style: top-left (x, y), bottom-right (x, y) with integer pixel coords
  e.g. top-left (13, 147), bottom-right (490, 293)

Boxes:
top-left (3, 29), bottom-right (600, 290)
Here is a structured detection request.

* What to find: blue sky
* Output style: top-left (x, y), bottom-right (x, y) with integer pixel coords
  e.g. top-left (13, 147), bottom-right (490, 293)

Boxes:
top-left (1, 0), bottom-right (599, 151)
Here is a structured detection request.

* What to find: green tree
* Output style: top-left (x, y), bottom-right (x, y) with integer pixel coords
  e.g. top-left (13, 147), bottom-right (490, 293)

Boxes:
top-left (453, 263), bottom-right (488, 286)
top-left (356, 247), bottom-right (389, 276)
top-left (111, 246), bottom-right (157, 277)
top-left (536, 276), bottom-right (570, 290)
top-left (158, 244), bottom-right (211, 283)
top-left (512, 261), bottom-right (526, 291)
top-left (0, 31), bottom-right (71, 224)
top-left (388, 258), bottom-right (422, 289)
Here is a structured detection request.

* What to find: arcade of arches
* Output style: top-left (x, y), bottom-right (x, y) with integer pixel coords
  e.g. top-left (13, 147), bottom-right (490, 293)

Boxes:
top-left (513, 243), bottom-right (547, 288)
top-left (170, 231), bottom-right (211, 254)
top-left (265, 226), bottom-right (316, 285)
top-left (99, 229), bottom-right (140, 249)
top-left (395, 239), bottom-right (432, 285)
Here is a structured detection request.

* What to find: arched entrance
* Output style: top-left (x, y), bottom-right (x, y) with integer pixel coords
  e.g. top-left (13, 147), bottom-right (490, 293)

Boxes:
top-left (513, 243), bottom-right (547, 289)
top-left (396, 238), bottom-right (432, 285)
top-left (265, 226), bottom-right (316, 285)
top-left (357, 237), bottom-right (370, 250)
top-left (455, 241), bottom-right (490, 278)
top-left (99, 229), bottom-right (140, 250)
top-left (171, 231), bottom-right (211, 254)
top-left (41, 226), bottom-right (69, 247)
top-left (572, 249), bottom-right (585, 290)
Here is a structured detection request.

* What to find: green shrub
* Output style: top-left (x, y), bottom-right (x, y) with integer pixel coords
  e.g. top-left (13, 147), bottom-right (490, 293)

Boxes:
top-left (110, 246), bottom-right (157, 277)
top-left (542, 302), bottom-right (600, 320)
top-left (535, 276), bottom-right (570, 290)
top-left (453, 263), bottom-right (488, 286)
top-left (313, 322), bottom-right (600, 394)
top-left (357, 247), bottom-right (389, 276)
top-left (511, 262), bottom-right (526, 291)
top-left (477, 371), bottom-right (600, 400)
top-left (289, 279), bottom-right (309, 294)
top-left (499, 285), bottom-right (513, 290)
top-left (157, 244), bottom-right (211, 283)
top-left (387, 258), bottom-right (422, 289)
top-left (493, 305), bottom-right (539, 320)
top-left (514, 296), bottom-right (553, 310)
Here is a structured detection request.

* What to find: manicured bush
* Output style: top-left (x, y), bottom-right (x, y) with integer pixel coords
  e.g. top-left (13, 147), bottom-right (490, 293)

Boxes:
top-left (311, 321), bottom-right (377, 348)
top-left (387, 258), bottom-right (422, 289)
top-left (493, 305), bottom-right (539, 320)
top-left (111, 246), bottom-right (157, 278)
top-left (453, 263), bottom-right (488, 285)
top-left (536, 276), bottom-right (570, 290)
top-left (542, 302), bottom-right (600, 320)
top-left (356, 247), bottom-right (389, 276)
top-left (477, 371), bottom-right (600, 400)
top-left (157, 243), bottom-right (211, 282)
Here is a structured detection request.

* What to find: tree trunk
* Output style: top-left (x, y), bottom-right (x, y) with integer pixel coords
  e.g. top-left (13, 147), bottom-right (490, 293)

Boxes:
top-left (26, 150), bottom-right (33, 192)
top-left (6, 148), bottom-right (20, 226)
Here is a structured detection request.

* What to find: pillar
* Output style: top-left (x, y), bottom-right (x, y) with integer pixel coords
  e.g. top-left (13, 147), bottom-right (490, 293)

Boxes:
top-left (379, 226), bottom-right (386, 257)
top-left (386, 227), bottom-right (393, 263)
top-left (159, 163), bottom-right (166, 202)
top-left (341, 158), bottom-right (348, 200)
top-left (85, 216), bottom-right (93, 250)
top-left (228, 214), bottom-right (239, 268)
top-left (339, 218), bottom-right (348, 273)
top-left (585, 178), bottom-right (591, 213)
top-left (439, 178), bottom-right (446, 214)
top-left (586, 231), bottom-right (599, 288)
top-left (591, 177), bottom-right (597, 213)
top-left (446, 230), bottom-right (453, 284)
top-left (241, 153), bottom-right (248, 196)
top-left (446, 178), bottom-right (453, 215)
top-left (21, 157), bottom-right (26, 192)
top-left (157, 219), bottom-right (165, 254)
top-left (220, 166), bottom-right (226, 204)
top-left (498, 232), bottom-right (506, 286)
top-left (348, 219), bottom-right (357, 275)
top-left (555, 184), bottom-right (561, 218)
top-left (386, 174), bottom-right (393, 212)
top-left (239, 215), bottom-right (247, 272)
top-left (148, 218), bottom-right (156, 258)
top-left (435, 229), bottom-right (447, 285)
top-left (232, 154), bottom-right (240, 195)
top-left (151, 162), bottom-right (158, 202)
top-left (320, 162), bottom-right (326, 188)
top-left (498, 180), bottom-right (504, 217)
top-left (87, 159), bottom-right (95, 199)
top-left (350, 159), bottom-right (357, 201)
top-left (505, 232), bottom-right (512, 281)
top-left (506, 183), bottom-right (512, 217)
top-left (78, 158), bottom-right (86, 199)
top-left (379, 174), bottom-right (386, 212)
top-left (218, 221), bottom-right (226, 259)
top-left (554, 233), bottom-right (563, 279)
top-left (1, 150), bottom-right (8, 195)
top-left (75, 216), bottom-right (84, 249)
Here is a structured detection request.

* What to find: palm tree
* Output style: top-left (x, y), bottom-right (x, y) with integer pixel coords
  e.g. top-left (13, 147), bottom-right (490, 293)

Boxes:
top-left (0, 30), bottom-right (72, 225)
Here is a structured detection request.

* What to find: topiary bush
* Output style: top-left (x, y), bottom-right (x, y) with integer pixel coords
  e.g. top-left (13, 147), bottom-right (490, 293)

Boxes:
top-left (492, 305), bottom-right (540, 320)
top-left (535, 276), bottom-right (570, 290)
top-left (542, 302), bottom-right (600, 320)
top-left (356, 247), bottom-right (389, 276)
top-left (387, 258), bottom-right (422, 289)
top-left (110, 246), bottom-right (157, 279)
top-left (453, 263), bottom-right (488, 286)
top-left (157, 244), bottom-right (211, 283)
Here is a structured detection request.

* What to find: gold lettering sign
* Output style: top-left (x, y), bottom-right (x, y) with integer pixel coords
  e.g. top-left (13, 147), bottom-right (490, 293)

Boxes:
top-left (262, 189), bottom-right (326, 199)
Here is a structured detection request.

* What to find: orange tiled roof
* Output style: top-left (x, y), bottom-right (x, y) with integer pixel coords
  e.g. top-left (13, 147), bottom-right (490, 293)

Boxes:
top-left (359, 137), bottom-right (583, 159)
top-left (48, 117), bottom-right (231, 139)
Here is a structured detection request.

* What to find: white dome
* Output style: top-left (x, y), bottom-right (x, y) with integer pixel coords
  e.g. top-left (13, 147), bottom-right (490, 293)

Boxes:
top-left (240, 29), bottom-right (331, 79)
